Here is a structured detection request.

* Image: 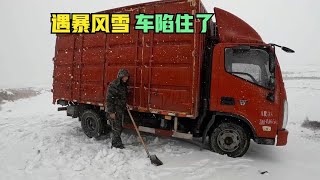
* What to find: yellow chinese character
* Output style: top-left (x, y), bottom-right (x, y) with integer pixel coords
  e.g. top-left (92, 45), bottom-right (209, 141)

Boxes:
top-left (51, 14), bottom-right (70, 33)
top-left (111, 14), bottom-right (130, 33)
top-left (72, 14), bottom-right (90, 33)
top-left (92, 14), bottom-right (110, 33)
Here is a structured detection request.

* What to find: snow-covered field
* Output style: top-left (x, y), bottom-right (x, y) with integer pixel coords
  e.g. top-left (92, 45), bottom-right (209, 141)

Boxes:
top-left (0, 66), bottom-right (319, 180)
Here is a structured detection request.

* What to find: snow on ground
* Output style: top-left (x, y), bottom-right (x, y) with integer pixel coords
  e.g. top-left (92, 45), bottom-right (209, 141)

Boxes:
top-left (0, 67), bottom-right (320, 180)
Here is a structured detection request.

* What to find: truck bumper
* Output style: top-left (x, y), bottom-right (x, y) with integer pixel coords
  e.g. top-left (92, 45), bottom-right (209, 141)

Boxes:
top-left (276, 129), bottom-right (289, 146)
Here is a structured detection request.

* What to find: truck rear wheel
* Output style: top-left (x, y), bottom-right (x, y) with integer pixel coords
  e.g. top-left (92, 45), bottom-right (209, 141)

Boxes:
top-left (81, 110), bottom-right (104, 139)
top-left (209, 122), bottom-right (250, 157)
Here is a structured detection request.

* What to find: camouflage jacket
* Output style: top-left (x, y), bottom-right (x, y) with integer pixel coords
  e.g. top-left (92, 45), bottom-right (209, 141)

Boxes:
top-left (106, 69), bottom-right (129, 113)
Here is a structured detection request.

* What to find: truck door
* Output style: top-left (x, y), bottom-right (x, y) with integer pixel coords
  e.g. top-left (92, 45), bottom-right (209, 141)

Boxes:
top-left (53, 34), bottom-right (75, 101)
top-left (212, 44), bottom-right (281, 138)
top-left (72, 34), bottom-right (83, 101)
top-left (140, 4), bottom-right (198, 114)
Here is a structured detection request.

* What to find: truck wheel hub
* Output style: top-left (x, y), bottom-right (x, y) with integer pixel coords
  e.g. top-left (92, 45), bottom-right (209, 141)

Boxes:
top-left (217, 129), bottom-right (240, 152)
top-left (86, 117), bottom-right (96, 131)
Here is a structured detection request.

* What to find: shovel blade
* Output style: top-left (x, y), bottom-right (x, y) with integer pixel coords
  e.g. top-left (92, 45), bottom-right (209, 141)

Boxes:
top-left (149, 155), bottom-right (163, 166)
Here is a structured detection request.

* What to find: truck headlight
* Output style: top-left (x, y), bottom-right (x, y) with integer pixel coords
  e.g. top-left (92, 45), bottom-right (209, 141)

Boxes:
top-left (282, 100), bottom-right (288, 129)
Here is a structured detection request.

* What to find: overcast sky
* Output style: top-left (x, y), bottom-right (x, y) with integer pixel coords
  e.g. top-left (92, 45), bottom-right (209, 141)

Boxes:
top-left (0, 0), bottom-right (319, 88)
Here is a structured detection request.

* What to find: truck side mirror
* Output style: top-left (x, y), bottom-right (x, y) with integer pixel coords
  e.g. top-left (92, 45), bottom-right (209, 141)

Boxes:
top-left (281, 46), bottom-right (295, 53)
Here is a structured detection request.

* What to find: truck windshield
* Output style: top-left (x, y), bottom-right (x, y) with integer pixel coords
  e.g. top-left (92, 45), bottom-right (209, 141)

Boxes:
top-left (225, 48), bottom-right (272, 89)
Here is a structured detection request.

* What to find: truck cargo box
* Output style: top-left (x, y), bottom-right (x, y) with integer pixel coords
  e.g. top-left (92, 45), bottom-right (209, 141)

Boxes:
top-left (52, 0), bottom-right (210, 118)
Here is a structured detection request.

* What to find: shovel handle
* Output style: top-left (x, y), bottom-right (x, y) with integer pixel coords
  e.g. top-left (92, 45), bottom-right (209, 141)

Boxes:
top-left (126, 106), bottom-right (151, 157)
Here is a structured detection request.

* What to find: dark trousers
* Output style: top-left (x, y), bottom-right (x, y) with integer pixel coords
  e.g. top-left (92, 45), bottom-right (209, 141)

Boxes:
top-left (108, 112), bottom-right (124, 146)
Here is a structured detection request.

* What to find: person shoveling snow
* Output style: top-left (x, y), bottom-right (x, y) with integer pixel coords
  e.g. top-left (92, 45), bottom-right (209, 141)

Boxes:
top-left (105, 69), bottom-right (163, 166)
top-left (106, 69), bottom-right (130, 149)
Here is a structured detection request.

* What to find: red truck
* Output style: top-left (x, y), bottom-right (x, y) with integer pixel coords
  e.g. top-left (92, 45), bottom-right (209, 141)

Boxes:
top-left (52, 0), bottom-right (293, 157)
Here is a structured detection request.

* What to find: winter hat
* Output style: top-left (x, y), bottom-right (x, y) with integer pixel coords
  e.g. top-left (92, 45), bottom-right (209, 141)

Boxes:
top-left (117, 69), bottom-right (129, 79)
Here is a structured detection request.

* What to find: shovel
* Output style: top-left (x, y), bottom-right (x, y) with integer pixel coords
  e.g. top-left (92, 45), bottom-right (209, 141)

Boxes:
top-left (126, 106), bottom-right (163, 166)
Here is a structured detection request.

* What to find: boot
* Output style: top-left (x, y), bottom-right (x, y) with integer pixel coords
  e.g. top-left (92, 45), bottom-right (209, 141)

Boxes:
top-left (111, 139), bottom-right (125, 149)
top-left (111, 143), bottom-right (125, 149)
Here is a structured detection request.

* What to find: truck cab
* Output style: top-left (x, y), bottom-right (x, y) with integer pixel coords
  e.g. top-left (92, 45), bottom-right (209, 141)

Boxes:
top-left (198, 8), bottom-right (290, 157)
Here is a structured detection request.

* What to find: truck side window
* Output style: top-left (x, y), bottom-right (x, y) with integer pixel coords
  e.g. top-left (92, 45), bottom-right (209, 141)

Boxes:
top-left (225, 48), bottom-right (272, 89)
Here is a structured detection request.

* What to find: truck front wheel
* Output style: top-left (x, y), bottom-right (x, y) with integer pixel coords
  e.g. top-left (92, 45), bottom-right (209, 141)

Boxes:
top-left (81, 110), bottom-right (104, 138)
top-left (209, 122), bottom-right (250, 157)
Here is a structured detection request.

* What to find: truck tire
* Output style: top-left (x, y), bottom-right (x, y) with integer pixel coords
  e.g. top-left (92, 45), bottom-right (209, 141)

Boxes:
top-left (209, 122), bottom-right (250, 157)
top-left (81, 110), bottom-right (104, 139)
